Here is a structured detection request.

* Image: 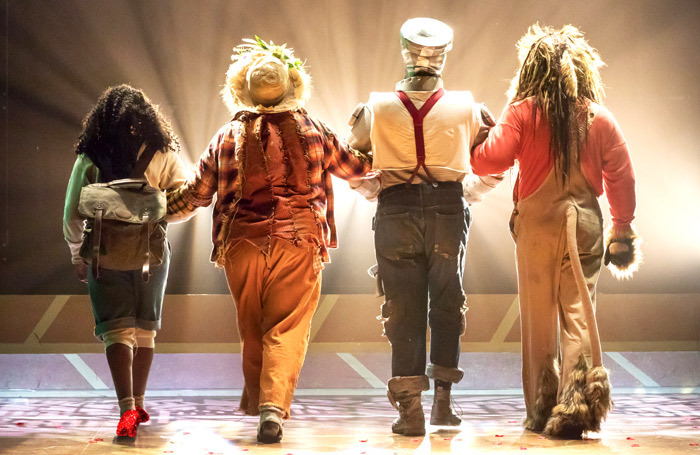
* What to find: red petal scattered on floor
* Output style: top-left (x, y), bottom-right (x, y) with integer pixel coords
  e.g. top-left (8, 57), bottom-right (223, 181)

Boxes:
top-left (443, 438), bottom-right (451, 441)
top-left (88, 440), bottom-right (97, 444)
top-left (690, 443), bottom-right (699, 446)
top-left (15, 422), bottom-right (24, 426)
top-left (495, 434), bottom-right (504, 437)
top-left (632, 444), bottom-right (640, 447)
top-left (626, 437), bottom-right (635, 440)
top-left (508, 420), bottom-right (517, 423)
top-left (411, 439), bottom-right (420, 442)
top-left (94, 438), bottom-right (103, 442)
top-left (520, 447), bottom-right (528, 450)
top-left (494, 442), bottom-right (502, 445)
top-left (360, 439), bottom-right (368, 442)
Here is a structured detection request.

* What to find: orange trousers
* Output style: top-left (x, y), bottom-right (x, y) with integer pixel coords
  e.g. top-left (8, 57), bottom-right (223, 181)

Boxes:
top-left (224, 238), bottom-right (321, 419)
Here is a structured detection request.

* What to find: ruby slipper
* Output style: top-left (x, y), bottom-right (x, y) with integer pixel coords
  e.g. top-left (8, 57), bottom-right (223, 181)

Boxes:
top-left (116, 409), bottom-right (139, 437)
top-left (135, 406), bottom-right (150, 423)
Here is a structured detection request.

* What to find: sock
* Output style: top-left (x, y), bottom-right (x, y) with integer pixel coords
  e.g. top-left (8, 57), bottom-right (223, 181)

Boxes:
top-left (118, 397), bottom-right (135, 415)
top-left (435, 379), bottom-right (452, 391)
top-left (134, 395), bottom-right (145, 409)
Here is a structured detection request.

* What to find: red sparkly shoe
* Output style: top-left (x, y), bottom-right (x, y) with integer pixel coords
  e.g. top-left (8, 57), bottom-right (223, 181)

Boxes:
top-left (135, 406), bottom-right (150, 423)
top-left (116, 409), bottom-right (139, 437)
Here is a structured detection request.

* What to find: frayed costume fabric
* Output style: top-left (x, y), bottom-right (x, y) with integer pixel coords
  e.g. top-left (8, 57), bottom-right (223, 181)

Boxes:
top-left (165, 38), bottom-right (373, 443)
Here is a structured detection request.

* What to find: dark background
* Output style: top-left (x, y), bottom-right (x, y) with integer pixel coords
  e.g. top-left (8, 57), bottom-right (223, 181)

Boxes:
top-left (1, 0), bottom-right (699, 295)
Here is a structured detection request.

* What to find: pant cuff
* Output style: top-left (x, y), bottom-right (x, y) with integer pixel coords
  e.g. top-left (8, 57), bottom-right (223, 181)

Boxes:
top-left (426, 364), bottom-right (464, 383)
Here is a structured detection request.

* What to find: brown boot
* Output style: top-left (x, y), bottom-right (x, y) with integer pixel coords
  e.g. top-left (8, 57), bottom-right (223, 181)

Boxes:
top-left (387, 376), bottom-right (429, 436)
top-left (426, 364), bottom-right (463, 426)
top-left (430, 386), bottom-right (461, 426)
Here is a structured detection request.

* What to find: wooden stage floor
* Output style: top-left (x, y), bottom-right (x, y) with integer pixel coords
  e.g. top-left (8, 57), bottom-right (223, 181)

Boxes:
top-left (1, 393), bottom-right (699, 454)
top-left (1, 351), bottom-right (698, 454)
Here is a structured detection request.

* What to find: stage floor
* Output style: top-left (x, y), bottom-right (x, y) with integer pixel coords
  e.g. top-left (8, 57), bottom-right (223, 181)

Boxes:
top-left (0, 352), bottom-right (698, 454)
top-left (1, 394), bottom-right (699, 454)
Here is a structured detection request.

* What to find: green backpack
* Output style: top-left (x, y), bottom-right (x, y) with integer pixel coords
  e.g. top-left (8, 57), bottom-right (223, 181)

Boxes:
top-left (78, 147), bottom-right (167, 281)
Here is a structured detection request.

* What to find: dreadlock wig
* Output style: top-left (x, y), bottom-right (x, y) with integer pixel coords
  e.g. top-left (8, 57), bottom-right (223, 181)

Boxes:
top-left (75, 84), bottom-right (180, 181)
top-left (508, 24), bottom-right (606, 184)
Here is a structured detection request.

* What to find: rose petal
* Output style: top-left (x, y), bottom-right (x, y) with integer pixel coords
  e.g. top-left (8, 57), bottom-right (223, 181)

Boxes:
top-left (520, 447), bottom-right (528, 450)
top-left (494, 442), bottom-right (502, 445)
top-left (15, 422), bottom-right (24, 427)
top-left (632, 444), bottom-right (640, 447)
top-left (360, 439), bottom-right (368, 442)
top-left (508, 420), bottom-right (517, 423)
top-left (495, 434), bottom-right (504, 437)
top-left (627, 437), bottom-right (635, 440)
top-left (690, 443), bottom-right (699, 447)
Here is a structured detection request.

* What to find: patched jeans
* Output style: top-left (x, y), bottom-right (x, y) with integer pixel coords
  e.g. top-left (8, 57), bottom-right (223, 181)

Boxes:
top-left (374, 182), bottom-right (470, 377)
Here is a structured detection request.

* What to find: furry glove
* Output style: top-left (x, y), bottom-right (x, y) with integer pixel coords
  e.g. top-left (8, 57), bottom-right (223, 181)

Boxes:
top-left (604, 225), bottom-right (642, 280)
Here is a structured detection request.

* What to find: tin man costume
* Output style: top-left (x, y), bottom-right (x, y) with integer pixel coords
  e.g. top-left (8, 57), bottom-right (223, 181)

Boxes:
top-left (348, 18), bottom-right (501, 436)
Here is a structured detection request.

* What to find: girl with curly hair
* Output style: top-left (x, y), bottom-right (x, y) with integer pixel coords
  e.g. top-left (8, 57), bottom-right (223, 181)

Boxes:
top-left (471, 24), bottom-right (640, 438)
top-left (63, 84), bottom-right (189, 437)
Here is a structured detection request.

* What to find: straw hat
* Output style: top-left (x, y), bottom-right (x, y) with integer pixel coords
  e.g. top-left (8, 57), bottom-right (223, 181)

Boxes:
top-left (222, 37), bottom-right (311, 113)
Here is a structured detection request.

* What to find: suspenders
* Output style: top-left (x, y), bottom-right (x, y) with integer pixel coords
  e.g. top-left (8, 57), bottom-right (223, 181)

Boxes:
top-left (395, 88), bottom-right (445, 185)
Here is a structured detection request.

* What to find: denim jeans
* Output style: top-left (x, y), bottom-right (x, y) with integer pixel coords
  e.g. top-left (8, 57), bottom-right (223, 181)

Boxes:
top-left (374, 182), bottom-right (470, 377)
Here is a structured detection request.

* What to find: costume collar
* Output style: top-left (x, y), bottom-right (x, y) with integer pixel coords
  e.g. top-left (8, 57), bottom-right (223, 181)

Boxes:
top-left (395, 76), bottom-right (444, 92)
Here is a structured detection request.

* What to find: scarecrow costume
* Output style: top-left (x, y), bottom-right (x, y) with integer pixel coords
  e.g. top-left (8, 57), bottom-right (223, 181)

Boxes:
top-left (167, 37), bottom-right (372, 443)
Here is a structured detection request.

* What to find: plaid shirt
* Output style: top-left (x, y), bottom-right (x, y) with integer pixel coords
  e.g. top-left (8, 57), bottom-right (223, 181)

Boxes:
top-left (167, 109), bottom-right (372, 265)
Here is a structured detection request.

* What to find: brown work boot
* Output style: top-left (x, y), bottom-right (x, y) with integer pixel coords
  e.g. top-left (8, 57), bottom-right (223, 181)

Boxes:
top-left (430, 386), bottom-right (461, 426)
top-left (387, 376), bottom-right (430, 436)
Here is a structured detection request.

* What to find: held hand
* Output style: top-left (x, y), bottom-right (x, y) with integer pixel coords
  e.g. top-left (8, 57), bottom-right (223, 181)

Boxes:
top-left (73, 262), bottom-right (88, 283)
top-left (479, 103), bottom-right (496, 127)
top-left (472, 125), bottom-right (490, 149)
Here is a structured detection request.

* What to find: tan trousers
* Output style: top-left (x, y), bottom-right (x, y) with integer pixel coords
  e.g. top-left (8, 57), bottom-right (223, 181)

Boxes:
top-left (224, 238), bottom-right (321, 419)
top-left (511, 166), bottom-right (604, 421)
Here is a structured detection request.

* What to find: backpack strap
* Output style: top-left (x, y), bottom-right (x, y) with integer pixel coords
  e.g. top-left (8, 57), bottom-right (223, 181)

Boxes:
top-left (130, 144), bottom-right (158, 178)
top-left (396, 88), bottom-right (445, 185)
top-left (140, 210), bottom-right (152, 282)
top-left (132, 143), bottom-right (157, 281)
top-left (92, 203), bottom-right (104, 279)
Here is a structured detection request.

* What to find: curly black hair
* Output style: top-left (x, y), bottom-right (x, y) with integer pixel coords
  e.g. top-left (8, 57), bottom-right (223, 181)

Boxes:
top-left (75, 84), bottom-right (180, 181)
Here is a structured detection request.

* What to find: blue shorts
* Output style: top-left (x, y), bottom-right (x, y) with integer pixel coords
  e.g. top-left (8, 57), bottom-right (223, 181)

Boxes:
top-left (87, 245), bottom-right (171, 338)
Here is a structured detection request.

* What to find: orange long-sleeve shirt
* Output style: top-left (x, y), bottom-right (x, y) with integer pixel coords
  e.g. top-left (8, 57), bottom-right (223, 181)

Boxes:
top-left (471, 97), bottom-right (636, 228)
